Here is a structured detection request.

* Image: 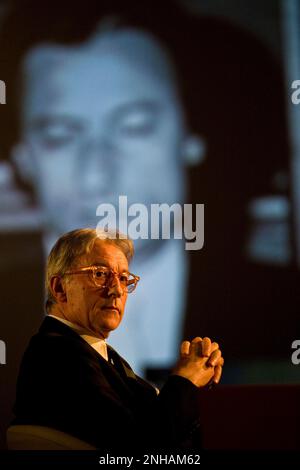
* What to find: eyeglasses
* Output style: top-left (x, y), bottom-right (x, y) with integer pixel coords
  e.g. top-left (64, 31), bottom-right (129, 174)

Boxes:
top-left (64, 265), bottom-right (140, 293)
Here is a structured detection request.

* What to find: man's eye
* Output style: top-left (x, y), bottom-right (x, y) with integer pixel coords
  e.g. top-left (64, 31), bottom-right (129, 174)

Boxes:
top-left (119, 274), bottom-right (129, 284)
top-left (41, 135), bottom-right (75, 150)
top-left (95, 270), bottom-right (107, 278)
top-left (118, 112), bottom-right (156, 137)
top-left (37, 126), bottom-right (77, 149)
top-left (43, 136), bottom-right (75, 149)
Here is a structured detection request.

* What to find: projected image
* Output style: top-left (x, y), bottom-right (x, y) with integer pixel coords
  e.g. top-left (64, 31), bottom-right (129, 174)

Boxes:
top-left (0, 1), bottom-right (208, 377)
top-left (0, 0), bottom-right (298, 385)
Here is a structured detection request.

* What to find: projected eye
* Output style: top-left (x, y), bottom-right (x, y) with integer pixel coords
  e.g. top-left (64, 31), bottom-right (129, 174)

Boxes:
top-left (113, 102), bottom-right (161, 139)
top-left (118, 111), bottom-right (156, 137)
top-left (29, 117), bottom-right (83, 150)
top-left (38, 125), bottom-right (77, 149)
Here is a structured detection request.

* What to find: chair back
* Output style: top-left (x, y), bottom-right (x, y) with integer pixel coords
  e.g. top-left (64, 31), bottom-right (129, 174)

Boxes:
top-left (6, 425), bottom-right (96, 450)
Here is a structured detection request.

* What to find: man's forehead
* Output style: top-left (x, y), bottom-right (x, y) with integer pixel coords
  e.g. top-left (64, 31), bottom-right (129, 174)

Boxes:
top-left (23, 28), bottom-right (176, 92)
top-left (84, 240), bottom-right (128, 269)
top-left (21, 29), bottom-right (179, 123)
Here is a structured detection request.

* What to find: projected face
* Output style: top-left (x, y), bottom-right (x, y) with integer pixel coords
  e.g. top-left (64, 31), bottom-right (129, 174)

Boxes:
top-left (15, 28), bottom-right (199, 248)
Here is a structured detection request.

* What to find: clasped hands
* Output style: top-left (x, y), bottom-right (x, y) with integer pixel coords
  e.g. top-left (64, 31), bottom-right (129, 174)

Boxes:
top-left (173, 337), bottom-right (224, 388)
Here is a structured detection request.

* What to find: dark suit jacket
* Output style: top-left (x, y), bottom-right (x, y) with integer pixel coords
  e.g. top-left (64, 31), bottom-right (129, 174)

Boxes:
top-left (12, 316), bottom-right (202, 450)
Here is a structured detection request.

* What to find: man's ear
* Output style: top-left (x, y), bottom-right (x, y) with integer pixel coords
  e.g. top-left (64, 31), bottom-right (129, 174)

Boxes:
top-left (50, 276), bottom-right (67, 304)
top-left (11, 142), bottom-right (36, 184)
top-left (181, 134), bottom-right (206, 166)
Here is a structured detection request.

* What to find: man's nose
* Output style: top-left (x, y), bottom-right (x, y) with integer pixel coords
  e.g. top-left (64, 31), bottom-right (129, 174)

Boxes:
top-left (107, 274), bottom-right (123, 298)
top-left (78, 137), bottom-right (117, 193)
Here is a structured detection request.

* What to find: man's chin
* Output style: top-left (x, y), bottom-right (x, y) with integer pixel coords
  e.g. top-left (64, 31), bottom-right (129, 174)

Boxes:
top-left (96, 318), bottom-right (122, 337)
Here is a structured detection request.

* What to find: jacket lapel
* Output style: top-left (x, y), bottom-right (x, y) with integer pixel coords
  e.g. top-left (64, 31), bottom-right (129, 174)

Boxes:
top-left (39, 316), bottom-right (155, 404)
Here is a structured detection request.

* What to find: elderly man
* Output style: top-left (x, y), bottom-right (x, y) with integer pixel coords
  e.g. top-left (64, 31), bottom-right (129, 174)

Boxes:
top-left (12, 228), bottom-right (224, 449)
